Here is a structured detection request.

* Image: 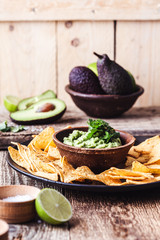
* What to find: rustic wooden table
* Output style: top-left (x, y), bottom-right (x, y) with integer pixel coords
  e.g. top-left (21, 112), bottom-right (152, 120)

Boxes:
top-left (0, 106), bottom-right (160, 240)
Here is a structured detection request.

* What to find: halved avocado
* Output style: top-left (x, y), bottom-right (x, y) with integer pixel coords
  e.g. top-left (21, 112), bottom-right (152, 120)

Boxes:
top-left (18, 90), bottom-right (56, 111)
top-left (11, 98), bottom-right (66, 125)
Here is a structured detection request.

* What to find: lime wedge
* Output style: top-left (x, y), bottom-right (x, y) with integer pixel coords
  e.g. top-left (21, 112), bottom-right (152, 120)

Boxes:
top-left (35, 188), bottom-right (72, 225)
top-left (4, 95), bottom-right (20, 112)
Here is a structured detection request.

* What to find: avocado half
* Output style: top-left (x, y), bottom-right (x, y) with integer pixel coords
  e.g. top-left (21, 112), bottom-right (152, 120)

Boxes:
top-left (18, 90), bottom-right (56, 111)
top-left (10, 98), bottom-right (66, 125)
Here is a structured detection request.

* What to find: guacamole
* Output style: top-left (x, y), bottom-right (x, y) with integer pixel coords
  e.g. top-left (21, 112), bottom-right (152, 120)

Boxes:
top-left (63, 119), bottom-right (122, 149)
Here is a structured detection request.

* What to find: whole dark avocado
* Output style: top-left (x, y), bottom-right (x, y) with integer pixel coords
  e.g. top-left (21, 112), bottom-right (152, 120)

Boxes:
top-left (94, 52), bottom-right (134, 95)
top-left (69, 66), bottom-right (104, 94)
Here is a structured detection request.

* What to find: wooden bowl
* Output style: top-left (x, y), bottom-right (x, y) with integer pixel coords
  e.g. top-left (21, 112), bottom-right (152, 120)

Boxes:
top-left (53, 127), bottom-right (135, 173)
top-left (0, 220), bottom-right (9, 240)
top-left (0, 185), bottom-right (40, 223)
top-left (65, 84), bottom-right (144, 118)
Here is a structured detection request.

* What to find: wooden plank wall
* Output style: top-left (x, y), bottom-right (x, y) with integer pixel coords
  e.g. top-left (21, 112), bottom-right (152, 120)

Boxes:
top-left (0, 0), bottom-right (160, 107)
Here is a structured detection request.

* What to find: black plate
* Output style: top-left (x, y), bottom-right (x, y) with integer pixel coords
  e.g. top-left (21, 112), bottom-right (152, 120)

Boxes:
top-left (6, 135), bottom-right (160, 192)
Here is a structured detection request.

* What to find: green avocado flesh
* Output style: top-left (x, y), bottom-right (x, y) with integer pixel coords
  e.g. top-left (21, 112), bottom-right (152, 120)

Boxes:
top-left (63, 130), bottom-right (121, 149)
top-left (18, 90), bottom-right (56, 111)
top-left (63, 119), bottom-right (122, 149)
top-left (11, 98), bottom-right (66, 123)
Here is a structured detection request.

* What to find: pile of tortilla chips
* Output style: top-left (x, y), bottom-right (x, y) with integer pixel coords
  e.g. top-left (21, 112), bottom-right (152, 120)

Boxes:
top-left (8, 127), bottom-right (160, 186)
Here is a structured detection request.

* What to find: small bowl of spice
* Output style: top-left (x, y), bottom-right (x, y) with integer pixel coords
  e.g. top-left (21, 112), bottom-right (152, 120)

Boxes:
top-left (0, 185), bottom-right (40, 223)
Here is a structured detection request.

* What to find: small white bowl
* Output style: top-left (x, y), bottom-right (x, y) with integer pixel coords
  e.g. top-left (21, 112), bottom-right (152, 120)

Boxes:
top-left (0, 185), bottom-right (40, 223)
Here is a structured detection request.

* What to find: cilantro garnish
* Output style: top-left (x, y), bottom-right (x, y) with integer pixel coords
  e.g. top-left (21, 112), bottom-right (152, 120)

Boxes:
top-left (0, 121), bottom-right (25, 133)
top-left (87, 119), bottom-right (120, 143)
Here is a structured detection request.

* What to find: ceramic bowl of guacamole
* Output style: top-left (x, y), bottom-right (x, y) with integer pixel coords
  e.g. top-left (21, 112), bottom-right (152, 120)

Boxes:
top-left (53, 120), bottom-right (135, 173)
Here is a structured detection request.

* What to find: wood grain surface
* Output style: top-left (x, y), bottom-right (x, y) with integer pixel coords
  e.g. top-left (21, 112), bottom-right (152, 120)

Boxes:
top-left (57, 21), bottom-right (114, 105)
top-left (116, 21), bottom-right (160, 107)
top-left (0, 3), bottom-right (159, 107)
top-left (0, 0), bottom-right (160, 21)
top-left (1, 105), bottom-right (160, 149)
top-left (0, 106), bottom-right (160, 240)
top-left (0, 21), bottom-right (56, 104)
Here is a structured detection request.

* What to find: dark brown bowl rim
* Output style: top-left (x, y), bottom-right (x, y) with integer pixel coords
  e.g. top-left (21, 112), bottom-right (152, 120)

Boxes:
top-left (65, 84), bottom-right (144, 99)
top-left (53, 127), bottom-right (135, 154)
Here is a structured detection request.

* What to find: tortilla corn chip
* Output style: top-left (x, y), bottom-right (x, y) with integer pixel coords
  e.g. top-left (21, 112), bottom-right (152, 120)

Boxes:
top-left (8, 127), bottom-right (160, 187)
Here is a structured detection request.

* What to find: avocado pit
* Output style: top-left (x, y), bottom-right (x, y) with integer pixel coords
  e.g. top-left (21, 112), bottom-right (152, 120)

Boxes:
top-left (18, 90), bottom-right (56, 111)
top-left (36, 103), bottom-right (55, 113)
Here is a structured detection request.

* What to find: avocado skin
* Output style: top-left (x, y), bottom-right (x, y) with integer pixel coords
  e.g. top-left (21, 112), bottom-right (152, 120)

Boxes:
top-left (11, 98), bottom-right (66, 125)
top-left (96, 54), bottom-right (133, 95)
top-left (69, 66), bottom-right (104, 94)
top-left (10, 108), bottom-right (66, 125)
top-left (127, 71), bottom-right (137, 92)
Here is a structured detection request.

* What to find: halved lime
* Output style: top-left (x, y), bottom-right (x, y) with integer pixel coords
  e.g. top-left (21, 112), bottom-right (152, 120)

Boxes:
top-left (35, 188), bottom-right (72, 225)
top-left (4, 95), bottom-right (20, 112)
